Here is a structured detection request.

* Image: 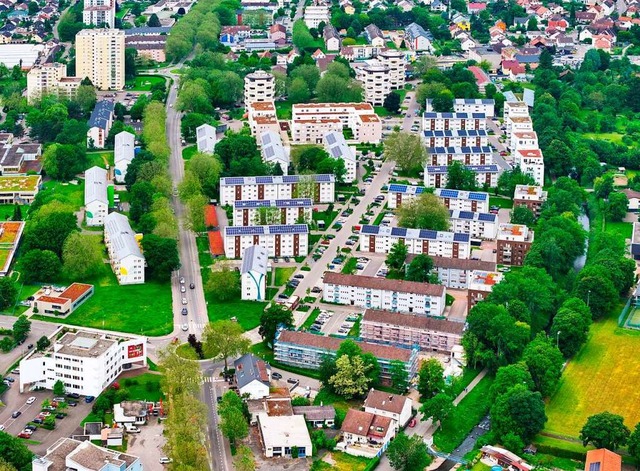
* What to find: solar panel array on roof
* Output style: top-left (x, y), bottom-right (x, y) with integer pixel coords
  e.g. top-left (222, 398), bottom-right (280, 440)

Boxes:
top-left (478, 213), bottom-right (496, 222)
top-left (458, 211), bottom-right (474, 219)
top-left (330, 147), bottom-right (342, 158)
top-left (226, 226), bottom-right (265, 236)
top-left (264, 147), bottom-right (275, 158)
top-left (282, 175), bottom-right (298, 183)
top-left (262, 134), bottom-right (272, 145)
top-left (437, 189), bottom-right (458, 198)
top-left (316, 174), bottom-right (333, 182)
top-left (256, 176), bottom-right (273, 184)
top-left (269, 224), bottom-right (308, 234)
top-left (275, 199), bottom-right (312, 207)
top-left (419, 229), bottom-right (437, 239)
top-left (469, 192), bottom-right (488, 201)
top-left (388, 184), bottom-right (407, 193)
top-left (425, 166), bottom-right (448, 173)
top-left (468, 165), bottom-right (499, 172)
top-left (234, 200), bottom-right (272, 208)
top-left (326, 133), bottom-right (336, 145)
top-left (224, 177), bottom-right (244, 185)
top-left (361, 225), bottom-right (379, 235)
top-left (391, 227), bottom-right (407, 237)
top-left (430, 146), bottom-right (492, 154)
top-left (453, 233), bottom-right (470, 242)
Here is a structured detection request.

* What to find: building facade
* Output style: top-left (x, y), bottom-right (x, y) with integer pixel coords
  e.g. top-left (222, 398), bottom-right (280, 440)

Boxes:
top-left (448, 209), bottom-right (498, 239)
top-left (356, 62), bottom-right (391, 106)
top-left (26, 63), bottom-right (81, 103)
top-left (513, 184), bottom-right (547, 215)
top-left (84, 166), bottom-right (108, 226)
top-left (422, 129), bottom-right (488, 148)
top-left (220, 174), bottom-right (335, 205)
top-left (427, 146), bottom-right (494, 166)
top-left (323, 131), bottom-right (357, 182)
top-left (422, 112), bottom-right (487, 131)
top-left (240, 245), bottom-right (269, 301)
top-left (114, 131), bottom-right (135, 184)
top-left (434, 188), bottom-right (490, 213)
top-left (424, 164), bottom-right (500, 188)
top-left (224, 224), bottom-right (309, 259)
top-left (452, 98), bottom-right (495, 117)
top-left (76, 28), bottom-right (125, 90)
top-left (514, 149), bottom-right (545, 186)
top-left (232, 198), bottom-right (312, 226)
top-left (260, 131), bottom-right (289, 174)
top-left (467, 270), bottom-right (503, 311)
top-left (387, 183), bottom-right (427, 209)
top-left (104, 212), bottom-right (145, 285)
top-left (244, 70), bottom-right (275, 105)
top-left (87, 100), bottom-right (115, 149)
top-left (378, 49), bottom-right (406, 89)
top-left (83, 0), bottom-right (115, 27)
top-left (291, 103), bottom-right (382, 144)
top-left (196, 124), bottom-right (217, 154)
top-left (496, 223), bottom-right (534, 266)
top-left (33, 283), bottom-right (94, 316)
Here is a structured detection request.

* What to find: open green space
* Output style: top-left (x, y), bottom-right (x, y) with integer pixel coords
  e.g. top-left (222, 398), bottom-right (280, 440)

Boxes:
top-left (314, 451), bottom-right (373, 471)
top-left (274, 267), bottom-right (296, 286)
top-left (433, 374), bottom-right (494, 453)
top-left (0, 204), bottom-right (21, 220)
top-left (299, 307), bottom-right (321, 331)
top-left (604, 221), bottom-right (633, 240)
top-left (125, 75), bottom-right (166, 91)
top-left (87, 150), bottom-right (115, 168)
top-left (206, 298), bottom-right (265, 331)
top-left (182, 145), bottom-right (197, 160)
top-left (583, 132), bottom-right (624, 144)
top-left (447, 367), bottom-right (482, 396)
top-left (38, 180), bottom-right (84, 211)
top-left (121, 372), bottom-right (164, 402)
top-left (275, 100), bottom-right (293, 120)
top-left (544, 307), bottom-right (640, 438)
top-left (489, 196), bottom-right (513, 209)
top-left (33, 273), bottom-right (173, 336)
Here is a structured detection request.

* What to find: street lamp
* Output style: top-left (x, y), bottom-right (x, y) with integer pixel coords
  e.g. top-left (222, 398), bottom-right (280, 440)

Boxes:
top-left (556, 330), bottom-right (561, 348)
top-left (587, 289), bottom-right (591, 307)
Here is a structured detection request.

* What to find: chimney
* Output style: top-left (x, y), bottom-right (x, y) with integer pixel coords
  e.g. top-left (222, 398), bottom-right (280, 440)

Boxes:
top-left (389, 395), bottom-right (393, 401)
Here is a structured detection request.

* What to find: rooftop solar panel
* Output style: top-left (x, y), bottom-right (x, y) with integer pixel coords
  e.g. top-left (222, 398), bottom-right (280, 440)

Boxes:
top-left (255, 176), bottom-right (273, 184)
top-left (419, 229), bottom-right (437, 240)
top-left (262, 134), bottom-right (272, 145)
top-left (469, 192), bottom-right (488, 201)
top-left (224, 177), bottom-right (244, 185)
top-left (388, 184), bottom-right (407, 193)
top-left (326, 133), bottom-right (336, 145)
top-left (438, 189), bottom-right (458, 198)
top-left (282, 175), bottom-right (298, 183)
top-left (453, 233), bottom-right (470, 242)
top-left (361, 225), bottom-right (379, 235)
top-left (478, 213), bottom-right (496, 222)
top-left (391, 227), bottom-right (407, 237)
top-left (458, 211), bottom-right (474, 219)
top-left (264, 147), bottom-right (275, 158)
top-left (316, 174), bottom-right (333, 182)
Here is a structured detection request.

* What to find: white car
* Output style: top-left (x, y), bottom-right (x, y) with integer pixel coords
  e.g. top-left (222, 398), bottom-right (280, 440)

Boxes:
top-left (159, 457), bottom-right (173, 464)
top-left (181, 324), bottom-right (188, 332)
top-left (26, 396), bottom-right (36, 405)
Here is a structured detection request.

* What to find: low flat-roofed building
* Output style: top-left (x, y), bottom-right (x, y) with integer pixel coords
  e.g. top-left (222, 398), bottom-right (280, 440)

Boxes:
top-left (513, 184), bottom-right (547, 215)
top-left (496, 223), bottom-right (534, 266)
top-left (32, 438), bottom-right (142, 471)
top-left (467, 270), bottom-right (503, 311)
top-left (33, 283), bottom-right (94, 316)
top-left (233, 198), bottom-right (312, 226)
top-left (0, 221), bottom-right (25, 276)
top-left (406, 254), bottom-right (496, 289)
top-left (113, 400), bottom-right (149, 425)
top-left (0, 174), bottom-right (41, 204)
top-left (258, 413), bottom-right (312, 458)
top-left (224, 224), bottom-right (309, 259)
top-left (0, 142), bottom-right (41, 175)
top-left (240, 245), bottom-right (269, 301)
top-left (292, 405), bottom-right (336, 428)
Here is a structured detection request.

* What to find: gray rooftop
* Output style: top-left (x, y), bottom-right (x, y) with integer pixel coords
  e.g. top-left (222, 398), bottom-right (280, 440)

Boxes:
top-left (104, 212), bottom-right (144, 262)
top-left (324, 131), bottom-right (356, 163)
top-left (114, 131), bottom-right (135, 164)
top-left (88, 100), bottom-right (115, 130)
top-left (124, 26), bottom-right (171, 35)
top-left (241, 245), bottom-right (268, 276)
top-left (234, 353), bottom-right (270, 390)
top-left (84, 166), bottom-right (108, 206)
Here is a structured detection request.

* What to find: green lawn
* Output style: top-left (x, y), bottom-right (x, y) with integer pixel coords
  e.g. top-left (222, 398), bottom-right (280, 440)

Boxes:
top-left (38, 180), bottom-right (84, 212)
top-left (275, 100), bottom-right (293, 120)
top-left (206, 298), bottom-right (266, 331)
top-left (433, 374), bottom-right (494, 453)
top-left (196, 235), bottom-right (212, 269)
top-left (299, 307), bottom-right (321, 331)
top-left (274, 267), bottom-right (296, 286)
top-left (489, 196), bottom-right (513, 209)
top-left (545, 308), bottom-right (640, 438)
top-left (605, 221), bottom-right (633, 240)
top-left (115, 7), bottom-right (129, 18)
top-left (87, 151), bottom-right (114, 168)
top-left (182, 145), bottom-right (197, 160)
top-left (121, 372), bottom-right (164, 402)
top-left (33, 273), bottom-right (173, 336)
top-left (583, 132), bottom-right (624, 144)
top-left (0, 204), bottom-right (21, 220)
top-left (319, 451), bottom-right (373, 471)
top-left (125, 75), bottom-right (166, 91)
top-left (446, 367), bottom-right (482, 396)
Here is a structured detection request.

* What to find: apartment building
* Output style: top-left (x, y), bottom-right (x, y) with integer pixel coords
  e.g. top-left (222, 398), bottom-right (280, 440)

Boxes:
top-left (422, 129), bottom-right (488, 148)
top-left (505, 115), bottom-right (533, 137)
top-left (359, 225), bottom-right (472, 260)
top-left (387, 183), bottom-right (427, 209)
top-left (274, 330), bottom-right (419, 380)
top-left (76, 28), bottom-right (125, 91)
top-left (428, 255), bottom-right (496, 289)
top-left (453, 98), bottom-right (495, 117)
top-left (324, 24), bottom-right (341, 51)
top-left (87, 100), bottom-right (115, 149)
top-left (244, 70), bottom-right (275, 105)
top-left (241, 245), bottom-right (268, 301)
top-left (513, 184), bottom-right (548, 215)
top-left (448, 209), bottom-right (498, 239)
top-left (220, 174), bottom-right (335, 205)
top-left (378, 49), bottom-right (406, 89)
top-left (404, 22), bottom-right (433, 52)
top-left (291, 103), bottom-right (382, 144)
top-left (364, 24), bottom-right (385, 47)
top-left (26, 63), bottom-right (81, 103)
top-left (496, 223), bottom-right (534, 266)
top-left (20, 329), bottom-right (146, 396)
top-left (247, 101), bottom-right (279, 137)
top-left (83, 0), bottom-right (115, 27)
top-left (32, 439), bottom-right (142, 471)
top-left (232, 198), bottom-right (312, 226)
top-left (224, 224), bottom-right (309, 258)
top-left (304, 4), bottom-right (329, 28)
top-left (323, 131), bottom-right (357, 182)
top-left (422, 112), bottom-right (487, 131)
top-left (424, 164), bottom-right (500, 188)
top-left (427, 146), bottom-right (494, 166)
top-left (322, 272), bottom-right (447, 316)
top-left (503, 100), bottom-right (529, 120)
top-left (125, 34), bottom-right (167, 62)
top-left (196, 124), bottom-right (217, 154)
top-left (434, 188), bottom-right (490, 213)
top-left (467, 270), bottom-right (503, 311)
top-left (510, 131), bottom-right (538, 151)
top-left (84, 166), bottom-right (108, 226)
top-left (361, 308), bottom-right (464, 353)
top-left (340, 44), bottom-right (385, 61)
top-left (104, 212), bottom-right (145, 285)
top-left (260, 131), bottom-right (289, 173)
top-left (356, 62), bottom-right (391, 106)
top-left (114, 131), bottom-right (135, 183)
top-left (514, 149), bottom-right (545, 186)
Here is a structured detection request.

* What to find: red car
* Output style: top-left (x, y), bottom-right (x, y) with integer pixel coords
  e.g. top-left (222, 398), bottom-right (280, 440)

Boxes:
top-left (408, 418), bottom-right (417, 428)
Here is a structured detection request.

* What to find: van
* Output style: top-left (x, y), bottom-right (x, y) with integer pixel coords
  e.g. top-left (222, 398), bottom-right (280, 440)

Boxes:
top-left (125, 424), bottom-right (141, 433)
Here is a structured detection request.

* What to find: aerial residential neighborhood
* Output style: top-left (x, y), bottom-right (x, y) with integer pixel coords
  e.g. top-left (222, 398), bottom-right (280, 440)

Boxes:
top-left (0, 0), bottom-right (639, 469)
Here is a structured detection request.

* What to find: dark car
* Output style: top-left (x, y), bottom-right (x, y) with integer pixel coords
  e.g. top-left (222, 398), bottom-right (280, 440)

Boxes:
top-left (68, 401), bottom-right (78, 407)
top-left (311, 287), bottom-right (322, 293)
top-left (181, 308), bottom-right (188, 316)
top-left (190, 283), bottom-right (195, 289)
top-left (25, 425), bottom-right (37, 431)
top-left (278, 294), bottom-right (289, 299)
top-left (11, 411), bottom-right (21, 418)
top-left (67, 393), bottom-right (80, 399)
top-left (294, 274), bottom-right (304, 279)
top-left (284, 257), bottom-right (290, 262)
top-left (55, 413), bottom-right (65, 419)
top-left (4, 377), bottom-right (14, 383)
top-left (27, 344), bottom-right (33, 349)
top-left (272, 372), bottom-right (282, 380)
top-left (32, 418), bottom-right (43, 424)
top-left (85, 396), bottom-right (95, 403)
top-left (287, 378), bottom-right (298, 384)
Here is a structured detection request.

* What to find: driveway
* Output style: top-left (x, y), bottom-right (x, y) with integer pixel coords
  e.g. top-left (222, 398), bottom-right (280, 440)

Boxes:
top-left (127, 419), bottom-right (167, 471)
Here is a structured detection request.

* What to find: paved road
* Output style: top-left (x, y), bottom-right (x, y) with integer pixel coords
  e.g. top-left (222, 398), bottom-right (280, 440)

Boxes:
top-left (0, 317), bottom-right (58, 374)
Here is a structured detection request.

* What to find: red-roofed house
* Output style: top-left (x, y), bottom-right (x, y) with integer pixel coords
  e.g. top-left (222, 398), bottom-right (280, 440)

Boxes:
top-left (340, 409), bottom-right (395, 457)
top-left (468, 65), bottom-right (491, 92)
top-left (33, 283), bottom-right (94, 316)
top-left (548, 16), bottom-right (568, 31)
top-left (468, 2), bottom-right (487, 13)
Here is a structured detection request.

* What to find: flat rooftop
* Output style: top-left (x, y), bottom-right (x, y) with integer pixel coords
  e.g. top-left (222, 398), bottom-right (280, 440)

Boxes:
top-left (498, 223), bottom-right (533, 241)
top-left (468, 270), bottom-right (503, 290)
top-left (0, 174), bottom-right (40, 192)
top-left (513, 184), bottom-right (547, 201)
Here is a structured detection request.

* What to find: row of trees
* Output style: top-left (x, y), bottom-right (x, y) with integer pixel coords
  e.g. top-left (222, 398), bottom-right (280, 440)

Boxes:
top-left (165, 0), bottom-right (223, 61)
top-left (286, 58), bottom-right (362, 104)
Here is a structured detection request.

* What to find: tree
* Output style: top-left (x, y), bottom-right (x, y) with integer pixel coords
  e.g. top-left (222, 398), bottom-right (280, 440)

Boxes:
top-left (398, 192), bottom-right (449, 231)
top-left (148, 13), bottom-right (161, 27)
top-left (550, 299), bottom-right (591, 358)
top-left (384, 132), bottom-right (427, 175)
top-left (188, 153), bottom-right (223, 198)
top-left (287, 77), bottom-right (311, 103)
top-left (628, 422), bottom-right (640, 464)
top-left (421, 393), bottom-right (453, 424)
top-left (21, 249), bottom-right (61, 283)
top-left (384, 91), bottom-right (401, 113)
top-left (12, 315), bottom-right (31, 343)
top-left (491, 385), bottom-right (547, 444)
top-left (129, 181), bottom-right (155, 223)
top-left (12, 204), bottom-right (22, 222)
top-left (0, 278), bottom-right (17, 311)
top-left (580, 412), bottom-right (630, 450)
top-left (510, 205), bottom-right (535, 227)
top-left (386, 241), bottom-right (408, 271)
top-left (606, 192), bottom-right (628, 222)
top-left (290, 64), bottom-right (321, 91)
top-left (202, 320), bottom-right (251, 370)
top-left (490, 362), bottom-right (534, 401)
top-left (292, 20), bottom-right (315, 50)
top-left (204, 267), bottom-right (240, 302)
top-left (432, 89), bottom-right (454, 112)
top-left (53, 379), bottom-right (66, 396)
top-left (36, 335), bottom-right (51, 351)
top-left (406, 254), bottom-right (437, 283)
top-left (594, 174), bottom-right (614, 199)
top-left (390, 360), bottom-right (409, 393)
top-left (42, 143), bottom-right (87, 180)
top-left (417, 358), bottom-right (444, 399)
top-left (315, 75), bottom-right (362, 103)
top-left (23, 204), bottom-right (78, 257)
top-left (220, 401), bottom-right (248, 446)
top-left (574, 265), bottom-right (618, 320)
top-left (446, 161), bottom-right (477, 190)
top-left (0, 431), bottom-right (33, 470)
top-left (233, 445), bottom-right (256, 471)
top-left (62, 233), bottom-right (105, 280)
top-left (329, 354), bottom-right (372, 399)
top-left (141, 235), bottom-right (180, 280)
top-left (522, 333), bottom-right (564, 397)
top-left (259, 304), bottom-right (294, 346)
top-left (386, 433), bottom-right (432, 471)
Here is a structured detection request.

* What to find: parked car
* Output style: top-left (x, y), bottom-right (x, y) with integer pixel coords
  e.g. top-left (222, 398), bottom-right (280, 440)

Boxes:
top-left (159, 457), bottom-right (173, 464)
top-left (190, 283), bottom-right (195, 289)
top-left (278, 294), bottom-right (289, 299)
top-left (68, 401), bottom-right (78, 407)
top-left (53, 397), bottom-right (65, 403)
top-left (181, 324), bottom-right (188, 332)
top-left (25, 425), bottom-right (37, 431)
top-left (55, 413), bottom-right (65, 419)
top-left (11, 411), bottom-right (21, 418)
top-left (408, 418), bottom-right (417, 427)
top-left (18, 431), bottom-right (32, 439)
top-left (180, 286), bottom-right (186, 293)
top-left (179, 277), bottom-right (185, 284)
top-left (4, 377), bottom-right (14, 383)
top-left (32, 418), bottom-right (43, 424)
top-left (287, 378), bottom-right (298, 384)
top-left (85, 396), bottom-right (95, 403)
top-left (272, 372), bottom-right (282, 380)
top-left (67, 393), bottom-right (80, 399)
top-left (181, 298), bottom-right (187, 305)
top-left (294, 274), bottom-right (304, 279)
top-left (181, 308), bottom-right (188, 316)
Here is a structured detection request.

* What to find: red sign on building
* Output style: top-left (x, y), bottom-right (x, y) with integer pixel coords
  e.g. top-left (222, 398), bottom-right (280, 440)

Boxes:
top-left (128, 344), bottom-right (144, 359)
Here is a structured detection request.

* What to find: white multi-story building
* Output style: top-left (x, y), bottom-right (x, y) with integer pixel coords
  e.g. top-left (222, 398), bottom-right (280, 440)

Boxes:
top-left (224, 224), bottom-right (309, 258)
top-left (220, 174), bottom-right (335, 205)
top-left (422, 112), bottom-right (487, 132)
top-left (356, 62), bottom-right (391, 106)
top-left (496, 223), bottom-right (534, 266)
top-left (419, 255), bottom-right (497, 289)
top-left (359, 225), bottom-right (472, 259)
top-left (114, 131), bottom-right (135, 183)
top-left (434, 188), bottom-right (490, 213)
top-left (247, 101), bottom-right (279, 137)
top-left (244, 70), bottom-right (275, 105)
top-left (33, 438), bottom-right (142, 471)
top-left (453, 98), bottom-right (495, 117)
top-left (427, 146), bottom-right (494, 166)
top-left (84, 166), bottom-right (108, 226)
top-left (76, 28), bottom-right (125, 91)
top-left (448, 209), bottom-right (499, 239)
top-left (510, 131), bottom-right (538, 151)
top-left (323, 131), bottom-right (357, 182)
top-left (240, 245), bottom-right (269, 301)
top-left (304, 3), bottom-right (330, 28)
top-left (20, 328), bottom-right (147, 396)
top-left (83, 0), bottom-right (115, 27)
top-left (505, 115), bottom-right (533, 137)
top-left (232, 198), bottom-right (312, 226)
top-left (260, 131), bottom-right (289, 173)
top-left (378, 49), bottom-right (406, 89)
top-left (87, 100), bottom-right (115, 149)
top-left (513, 184), bottom-right (548, 215)
top-left (422, 129), bottom-right (488, 148)
top-left (26, 63), bottom-right (82, 103)
top-left (104, 212), bottom-right (145, 285)
top-left (387, 184), bottom-right (427, 209)
top-left (468, 270), bottom-right (503, 310)
top-left (424, 164), bottom-right (500, 188)
top-left (503, 100), bottom-right (529, 120)
top-left (196, 124), bottom-right (217, 154)
top-left (514, 149), bottom-right (545, 186)
top-left (291, 103), bottom-right (382, 144)
top-left (322, 272), bottom-right (446, 316)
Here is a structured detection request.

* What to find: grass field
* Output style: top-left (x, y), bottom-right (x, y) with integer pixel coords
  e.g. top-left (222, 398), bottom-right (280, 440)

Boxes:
top-left (206, 298), bottom-right (266, 331)
top-left (126, 75), bottom-right (166, 91)
top-left (583, 132), bottom-right (624, 144)
top-left (274, 267), bottom-right (296, 286)
top-left (545, 309), bottom-right (640, 438)
top-left (182, 145), bottom-right (197, 160)
top-left (38, 180), bottom-right (84, 211)
top-left (122, 373), bottom-right (164, 402)
top-left (317, 452), bottom-right (372, 471)
top-left (87, 151), bottom-right (114, 168)
top-left (275, 101), bottom-right (293, 120)
top-left (489, 196), bottom-right (513, 209)
top-left (605, 221), bottom-right (633, 240)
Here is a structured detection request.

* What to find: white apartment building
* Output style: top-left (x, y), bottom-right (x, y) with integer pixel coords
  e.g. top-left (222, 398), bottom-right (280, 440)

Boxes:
top-left (240, 245), bottom-right (269, 301)
top-left (220, 174), bottom-right (335, 205)
top-left (356, 62), bottom-right (391, 106)
top-left (378, 49), bottom-right (406, 89)
top-left (232, 198), bottom-right (312, 226)
top-left (359, 225), bottom-right (472, 259)
top-left (503, 100), bottom-right (529, 120)
top-left (513, 184), bottom-right (548, 215)
top-left (260, 131), bottom-right (289, 174)
top-left (87, 100), bottom-right (115, 149)
top-left (505, 115), bottom-right (533, 137)
top-left (448, 209), bottom-right (499, 239)
top-left (424, 164), bottom-right (500, 189)
top-left (427, 146), bottom-right (494, 166)
top-left (423, 255), bottom-right (496, 289)
top-left (435, 188), bottom-right (490, 213)
top-left (468, 270), bottom-right (503, 309)
top-left (76, 28), bottom-right (125, 91)
top-left (453, 98), bottom-right (495, 117)
top-left (304, 4), bottom-right (330, 28)
top-left (422, 129), bottom-right (488, 148)
top-left (422, 112), bottom-right (487, 131)
top-left (244, 70), bottom-right (275, 105)
top-left (26, 63), bottom-right (81, 103)
top-left (196, 124), bottom-right (217, 154)
top-left (387, 184), bottom-right (427, 209)
top-left (247, 101), bottom-right (279, 137)
top-left (224, 224), bottom-right (309, 259)
top-left (83, 0), bottom-right (115, 27)
top-left (514, 149), bottom-right (545, 186)
top-left (114, 131), bottom-right (135, 183)
top-left (20, 329), bottom-right (147, 396)
top-left (84, 166), bottom-right (108, 226)
top-left (291, 103), bottom-right (382, 144)
top-left (104, 212), bottom-right (145, 285)
top-left (496, 223), bottom-right (535, 266)
top-left (323, 131), bottom-right (357, 182)
top-left (510, 131), bottom-right (538, 151)
top-left (322, 272), bottom-right (446, 316)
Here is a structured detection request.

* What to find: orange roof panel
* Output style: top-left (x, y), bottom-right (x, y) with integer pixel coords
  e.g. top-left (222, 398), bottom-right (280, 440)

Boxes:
top-left (208, 231), bottom-right (224, 256)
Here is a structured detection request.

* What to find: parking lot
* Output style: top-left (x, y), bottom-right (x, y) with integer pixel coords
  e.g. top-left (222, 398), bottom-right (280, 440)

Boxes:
top-left (126, 419), bottom-right (167, 471)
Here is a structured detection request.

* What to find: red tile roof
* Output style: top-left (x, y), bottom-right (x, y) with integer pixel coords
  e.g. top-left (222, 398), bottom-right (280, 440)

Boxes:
top-left (59, 283), bottom-right (93, 302)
